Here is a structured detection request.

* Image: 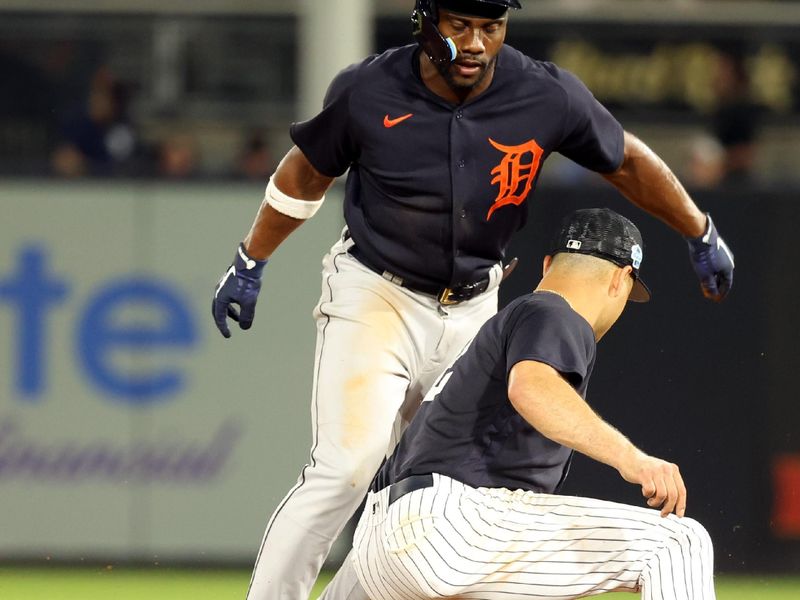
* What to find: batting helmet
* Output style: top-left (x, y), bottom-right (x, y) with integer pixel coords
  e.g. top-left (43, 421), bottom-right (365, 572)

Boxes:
top-left (412, 0), bottom-right (522, 66)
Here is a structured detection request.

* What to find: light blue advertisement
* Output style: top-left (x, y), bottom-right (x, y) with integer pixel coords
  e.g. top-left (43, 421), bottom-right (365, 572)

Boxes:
top-left (0, 181), bottom-right (342, 560)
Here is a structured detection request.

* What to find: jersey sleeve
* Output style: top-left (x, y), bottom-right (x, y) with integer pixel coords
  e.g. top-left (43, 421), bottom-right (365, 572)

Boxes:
top-left (504, 302), bottom-right (594, 388)
top-left (289, 62), bottom-right (361, 178)
top-left (552, 66), bottom-right (625, 174)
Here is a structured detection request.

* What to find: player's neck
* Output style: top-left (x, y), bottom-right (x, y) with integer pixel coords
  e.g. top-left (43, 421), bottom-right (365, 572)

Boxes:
top-left (534, 279), bottom-right (606, 340)
top-left (418, 53), bottom-right (497, 104)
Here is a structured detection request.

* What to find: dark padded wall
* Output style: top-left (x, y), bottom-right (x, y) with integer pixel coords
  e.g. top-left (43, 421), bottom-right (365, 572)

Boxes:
top-left (499, 184), bottom-right (797, 572)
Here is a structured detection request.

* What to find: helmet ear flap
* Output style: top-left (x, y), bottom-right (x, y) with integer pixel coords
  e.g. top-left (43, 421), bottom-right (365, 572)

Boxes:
top-left (412, 0), bottom-right (457, 65)
top-left (411, 0), bottom-right (458, 65)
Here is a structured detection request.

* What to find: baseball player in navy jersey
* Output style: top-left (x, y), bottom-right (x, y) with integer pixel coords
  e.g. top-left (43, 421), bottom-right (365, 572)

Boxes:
top-left (320, 208), bottom-right (715, 600)
top-left (211, 1), bottom-right (733, 598)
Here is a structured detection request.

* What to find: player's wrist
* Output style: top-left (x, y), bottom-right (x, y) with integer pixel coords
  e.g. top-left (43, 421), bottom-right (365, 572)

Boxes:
top-left (615, 445), bottom-right (647, 479)
top-left (240, 239), bottom-right (268, 261)
top-left (685, 213), bottom-right (712, 245)
top-left (683, 212), bottom-right (708, 241)
top-left (235, 242), bottom-right (268, 278)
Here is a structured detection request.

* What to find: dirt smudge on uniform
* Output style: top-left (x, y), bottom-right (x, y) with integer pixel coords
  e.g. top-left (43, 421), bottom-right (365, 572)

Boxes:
top-left (341, 296), bottom-right (404, 452)
top-left (343, 373), bottom-right (371, 451)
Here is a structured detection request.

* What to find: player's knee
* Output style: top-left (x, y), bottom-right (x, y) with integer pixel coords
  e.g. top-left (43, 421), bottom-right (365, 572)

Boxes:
top-left (682, 516), bottom-right (714, 560)
top-left (317, 453), bottom-right (380, 494)
top-left (661, 516), bottom-right (714, 567)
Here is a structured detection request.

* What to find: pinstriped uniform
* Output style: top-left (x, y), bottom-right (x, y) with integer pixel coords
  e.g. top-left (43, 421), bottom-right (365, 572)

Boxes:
top-left (315, 290), bottom-right (718, 600)
top-left (352, 473), bottom-right (715, 600)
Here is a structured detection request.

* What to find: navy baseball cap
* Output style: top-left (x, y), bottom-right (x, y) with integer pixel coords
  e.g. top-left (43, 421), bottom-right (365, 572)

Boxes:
top-left (436, 0), bottom-right (522, 19)
top-left (551, 208), bottom-right (651, 303)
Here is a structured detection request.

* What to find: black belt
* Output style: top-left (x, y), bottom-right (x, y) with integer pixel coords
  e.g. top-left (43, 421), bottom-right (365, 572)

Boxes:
top-left (386, 473), bottom-right (434, 504)
top-left (349, 245), bottom-right (514, 306)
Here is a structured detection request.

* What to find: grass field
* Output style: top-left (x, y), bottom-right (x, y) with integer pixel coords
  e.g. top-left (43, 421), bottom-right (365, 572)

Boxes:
top-left (0, 569), bottom-right (799, 600)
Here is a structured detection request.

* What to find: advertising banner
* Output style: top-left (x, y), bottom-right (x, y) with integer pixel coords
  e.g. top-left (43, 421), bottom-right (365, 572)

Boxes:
top-left (0, 181), bottom-right (343, 561)
top-left (375, 18), bottom-right (800, 119)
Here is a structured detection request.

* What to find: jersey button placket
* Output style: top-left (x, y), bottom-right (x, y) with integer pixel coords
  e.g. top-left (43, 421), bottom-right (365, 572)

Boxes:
top-left (450, 107), bottom-right (468, 287)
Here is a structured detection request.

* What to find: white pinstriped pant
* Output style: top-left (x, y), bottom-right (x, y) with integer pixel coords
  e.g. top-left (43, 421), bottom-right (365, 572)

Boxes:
top-left (348, 473), bottom-right (715, 600)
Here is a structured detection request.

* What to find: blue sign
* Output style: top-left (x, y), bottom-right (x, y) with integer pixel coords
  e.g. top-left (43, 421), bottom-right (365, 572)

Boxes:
top-left (0, 244), bottom-right (199, 405)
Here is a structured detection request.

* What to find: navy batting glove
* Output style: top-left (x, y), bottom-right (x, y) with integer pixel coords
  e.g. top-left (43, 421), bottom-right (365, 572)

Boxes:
top-left (686, 214), bottom-right (734, 302)
top-left (212, 243), bottom-right (268, 338)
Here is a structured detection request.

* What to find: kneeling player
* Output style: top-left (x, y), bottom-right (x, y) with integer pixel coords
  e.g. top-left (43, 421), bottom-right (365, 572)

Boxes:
top-left (321, 208), bottom-right (715, 600)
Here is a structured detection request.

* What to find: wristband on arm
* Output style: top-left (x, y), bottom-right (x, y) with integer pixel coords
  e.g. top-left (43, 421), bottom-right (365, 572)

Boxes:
top-left (265, 176), bottom-right (325, 220)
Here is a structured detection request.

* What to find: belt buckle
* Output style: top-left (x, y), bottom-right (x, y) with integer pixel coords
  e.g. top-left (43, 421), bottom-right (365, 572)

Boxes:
top-left (438, 287), bottom-right (460, 305)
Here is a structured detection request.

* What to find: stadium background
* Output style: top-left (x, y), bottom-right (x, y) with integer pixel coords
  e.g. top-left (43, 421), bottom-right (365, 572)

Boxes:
top-left (1, 0), bottom-right (800, 597)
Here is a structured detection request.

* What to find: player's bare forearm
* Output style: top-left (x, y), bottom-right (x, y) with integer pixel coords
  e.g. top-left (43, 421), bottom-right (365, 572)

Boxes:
top-left (508, 360), bottom-right (686, 516)
top-left (508, 360), bottom-right (639, 471)
top-left (602, 131), bottom-right (706, 239)
top-left (243, 146), bottom-right (336, 260)
top-left (243, 205), bottom-right (306, 260)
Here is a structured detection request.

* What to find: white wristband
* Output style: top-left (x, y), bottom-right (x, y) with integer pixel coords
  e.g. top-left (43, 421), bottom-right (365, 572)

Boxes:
top-left (265, 176), bottom-right (325, 220)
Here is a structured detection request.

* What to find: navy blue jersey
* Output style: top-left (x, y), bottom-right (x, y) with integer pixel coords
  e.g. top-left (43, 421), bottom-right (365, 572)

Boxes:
top-left (291, 44), bottom-right (624, 290)
top-left (373, 291), bottom-right (596, 494)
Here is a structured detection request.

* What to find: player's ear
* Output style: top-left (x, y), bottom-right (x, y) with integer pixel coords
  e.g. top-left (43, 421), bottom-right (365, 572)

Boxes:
top-left (609, 265), bottom-right (633, 299)
top-left (542, 255), bottom-right (553, 276)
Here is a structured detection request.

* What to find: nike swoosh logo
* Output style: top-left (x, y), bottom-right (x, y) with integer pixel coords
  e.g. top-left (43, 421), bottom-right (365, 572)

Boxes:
top-left (383, 113), bottom-right (413, 128)
top-left (717, 237), bottom-right (735, 267)
top-left (215, 265), bottom-right (236, 298)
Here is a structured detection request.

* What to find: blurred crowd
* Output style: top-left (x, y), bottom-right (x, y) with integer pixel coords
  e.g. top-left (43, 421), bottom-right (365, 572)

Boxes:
top-left (0, 36), bottom-right (766, 188)
top-left (686, 49), bottom-right (763, 189)
top-left (0, 46), bottom-right (276, 181)
top-left (48, 66), bottom-right (277, 180)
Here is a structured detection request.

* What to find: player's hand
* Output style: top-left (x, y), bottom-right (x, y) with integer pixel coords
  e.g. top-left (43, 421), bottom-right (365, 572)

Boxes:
top-left (619, 451), bottom-right (686, 518)
top-left (212, 243), bottom-right (267, 338)
top-left (686, 213), bottom-right (734, 302)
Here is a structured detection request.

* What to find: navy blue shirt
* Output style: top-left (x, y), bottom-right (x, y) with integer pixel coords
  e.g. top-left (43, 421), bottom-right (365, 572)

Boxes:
top-left (291, 44), bottom-right (624, 290)
top-left (373, 291), bottom-right (597, 494)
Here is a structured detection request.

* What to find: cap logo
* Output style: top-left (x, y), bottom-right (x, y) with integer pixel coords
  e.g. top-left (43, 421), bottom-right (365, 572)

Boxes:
top-left (631, 244), bottom-right (643, 269)
top-left (566, 239), bottom-right (582, 250)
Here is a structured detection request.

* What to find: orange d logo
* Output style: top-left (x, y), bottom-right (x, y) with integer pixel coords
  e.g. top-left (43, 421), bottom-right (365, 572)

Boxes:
top-left (486, 138), bottom-right (544, 220)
